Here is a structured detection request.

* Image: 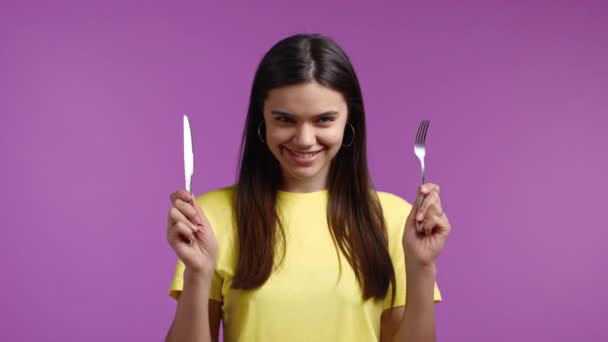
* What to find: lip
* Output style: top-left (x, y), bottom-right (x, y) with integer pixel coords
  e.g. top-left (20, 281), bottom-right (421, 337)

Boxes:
top-left (284, 147), bottom-right (324, 154)
top-left (282, 146), bottom-right (323, 165)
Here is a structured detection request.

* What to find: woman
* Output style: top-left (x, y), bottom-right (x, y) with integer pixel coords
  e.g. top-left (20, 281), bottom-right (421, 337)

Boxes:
top-left (165, 34), bottom-right (451, 342)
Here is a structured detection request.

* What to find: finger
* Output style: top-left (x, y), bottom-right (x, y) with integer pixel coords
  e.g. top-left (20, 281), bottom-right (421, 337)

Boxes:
top-left (416, 218), bottom-right (431, 235)
top-left (168, 207), bottom-right (199, 233)
top-left (170, 189), bottom-right (192, 204)
top-left (174, 198), bottom-right (204, 226)
top-left (415, 184), bottom-right (434, 213)
top-left (190, 193), bottom-right (211, 228)
top-left (168, 221), bottom-right (197, 245)
top-left (417, 191), bottom-right (442, 221)
top-left (420, 183), bottom-right (441, 195)
top-left (418, 183), bottom-right (441, 224)
top-left (416, 220), bottom-right (425, 234)
top-left (419, 200), bottom-right (443, 222)
top-left (425, 214), bottom-right (451, 237)
top-left (436, 214), bottom-right (452, 237)
top-left (422, 215), bottom-right (440, 235)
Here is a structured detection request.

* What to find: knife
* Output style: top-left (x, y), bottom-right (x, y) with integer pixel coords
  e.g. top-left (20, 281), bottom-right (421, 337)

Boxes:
top-left (183, 115), bottom-right (194, 194)
top-left (183, 115), bottom-right (195, 246)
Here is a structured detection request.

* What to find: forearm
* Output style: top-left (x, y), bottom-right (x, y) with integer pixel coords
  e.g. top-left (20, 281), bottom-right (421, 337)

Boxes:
top-left (166, 270), bottom-right (213, 342)
top-left (392, 264), bottom-right (437, 342)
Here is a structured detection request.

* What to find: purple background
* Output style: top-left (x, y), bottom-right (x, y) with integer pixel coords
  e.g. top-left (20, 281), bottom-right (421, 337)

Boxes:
top-left (1, 1), bottom-right (607, 341)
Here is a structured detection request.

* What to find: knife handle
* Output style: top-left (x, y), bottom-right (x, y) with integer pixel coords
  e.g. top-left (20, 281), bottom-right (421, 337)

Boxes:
top-left (186, 177), bottom-right (192, 194)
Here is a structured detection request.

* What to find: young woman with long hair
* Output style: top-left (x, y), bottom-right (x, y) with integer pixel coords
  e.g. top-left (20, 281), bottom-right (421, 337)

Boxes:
top-left (165, 34), bottom-right (451, 342)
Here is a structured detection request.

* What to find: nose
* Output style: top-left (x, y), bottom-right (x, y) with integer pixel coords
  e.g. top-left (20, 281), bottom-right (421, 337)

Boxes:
top-left (292, 123), bottom-right (316, 147)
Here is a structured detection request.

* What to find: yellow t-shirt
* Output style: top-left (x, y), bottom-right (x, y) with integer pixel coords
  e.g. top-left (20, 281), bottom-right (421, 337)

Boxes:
top-left (169, 186), bottom-right (442, 342)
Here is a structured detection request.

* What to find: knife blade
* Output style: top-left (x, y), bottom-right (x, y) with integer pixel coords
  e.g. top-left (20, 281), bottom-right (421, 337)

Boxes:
top-left (183, 115), bottom-right (194, 194)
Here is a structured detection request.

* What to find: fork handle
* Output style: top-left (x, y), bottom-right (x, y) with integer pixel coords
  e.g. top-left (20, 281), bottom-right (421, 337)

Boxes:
top-left (420, 165), bottom-right (425, 186)
top-left (416, 166), bottom-right (425, 218)
top-left (418, 166), bottom-right (426, 208)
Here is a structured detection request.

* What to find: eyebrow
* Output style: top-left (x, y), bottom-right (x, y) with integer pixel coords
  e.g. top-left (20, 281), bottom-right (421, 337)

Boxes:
top-left (271, 110), bottom-right (340, 118)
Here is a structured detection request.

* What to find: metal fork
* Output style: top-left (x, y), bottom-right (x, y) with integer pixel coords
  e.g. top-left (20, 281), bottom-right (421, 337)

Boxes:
top-left (414, 120), bottom-right (430, 232)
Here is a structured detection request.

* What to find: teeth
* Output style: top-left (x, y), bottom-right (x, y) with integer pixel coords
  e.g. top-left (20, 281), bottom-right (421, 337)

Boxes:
top-left (287, 149), bottom-right (318, 158)
top-left (294, 152), bottom-right (315, 157)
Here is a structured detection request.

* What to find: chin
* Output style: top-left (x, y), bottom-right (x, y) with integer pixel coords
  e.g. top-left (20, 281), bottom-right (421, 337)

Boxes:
top-left (279, 160), bottom-right (330, 184)
top-left (287, 168), bottom-right (322, 180)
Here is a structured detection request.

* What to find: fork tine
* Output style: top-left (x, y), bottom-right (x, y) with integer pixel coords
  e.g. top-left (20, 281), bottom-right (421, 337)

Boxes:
top-left (415, 120), bottom-right (424, 145)
top-left (421, 120), bottom-right (430, 145)
top-left (415, 119), bottom-right (430, 145)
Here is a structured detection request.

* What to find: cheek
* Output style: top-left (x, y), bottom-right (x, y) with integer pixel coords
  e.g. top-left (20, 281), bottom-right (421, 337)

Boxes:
top-left (266, 127), bottom-right (291, 144)
top-left (318, 127), bottom-right (345, 147)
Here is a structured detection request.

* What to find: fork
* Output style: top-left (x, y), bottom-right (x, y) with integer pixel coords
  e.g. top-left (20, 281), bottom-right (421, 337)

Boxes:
top-left (414, 119), bottom-right (430, 233)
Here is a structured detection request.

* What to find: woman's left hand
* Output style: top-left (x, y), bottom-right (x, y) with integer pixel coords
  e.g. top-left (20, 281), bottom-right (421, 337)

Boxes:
top-left (402, 183), bottom-right (451, 270)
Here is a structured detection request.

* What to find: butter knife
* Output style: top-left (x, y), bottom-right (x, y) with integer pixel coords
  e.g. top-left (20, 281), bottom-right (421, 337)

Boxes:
top-left (183, 115), bottom-right (195, 246)
top-left (183, 115), bottom-right (194, 194)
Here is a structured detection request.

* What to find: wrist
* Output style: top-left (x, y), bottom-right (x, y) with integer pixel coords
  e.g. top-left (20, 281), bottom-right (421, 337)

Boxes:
top-left (406, 262), bottom-right (437, 279)
top-left (184, 268), bottom-right (214, 287)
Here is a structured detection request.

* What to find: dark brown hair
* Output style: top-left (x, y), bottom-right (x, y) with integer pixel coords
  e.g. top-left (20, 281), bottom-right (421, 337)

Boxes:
top-left (233, 34), bottom-right (395, 304)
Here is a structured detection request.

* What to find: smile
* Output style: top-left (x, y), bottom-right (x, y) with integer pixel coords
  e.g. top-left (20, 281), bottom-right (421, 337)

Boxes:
top-left (283, 147), bottom-right (323, 164)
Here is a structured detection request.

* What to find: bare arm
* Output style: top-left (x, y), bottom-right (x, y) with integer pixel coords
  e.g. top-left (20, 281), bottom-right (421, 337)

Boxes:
top-left (165, 271), bottom-right (222, 342)
top-left (166, 190), bottom-right (221, 342)
top-left (380, 264), bottom-right (437, 342)
top-left (384, 182), bottom-right (450, 341)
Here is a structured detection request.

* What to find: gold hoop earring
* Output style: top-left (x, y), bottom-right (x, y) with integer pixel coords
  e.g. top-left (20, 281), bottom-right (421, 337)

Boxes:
top-left (257, 121), bottom-right (266, 144)
top-left (342, 122), bottom-right (355, 147)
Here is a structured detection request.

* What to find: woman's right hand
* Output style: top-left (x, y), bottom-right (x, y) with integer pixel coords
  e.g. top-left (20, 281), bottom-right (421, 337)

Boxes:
top-left (167, 190), bottom-right (218, 278)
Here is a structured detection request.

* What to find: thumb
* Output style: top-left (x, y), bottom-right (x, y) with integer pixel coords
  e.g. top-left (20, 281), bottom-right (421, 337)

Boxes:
top-left (190, 193), bottom-right (209, 226)
top-left (405, 186), bottom-right (424, 226)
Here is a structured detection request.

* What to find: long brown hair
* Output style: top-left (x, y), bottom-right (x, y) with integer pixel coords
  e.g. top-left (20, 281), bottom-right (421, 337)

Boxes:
top-left (233, 34), bottom-right (395, 303)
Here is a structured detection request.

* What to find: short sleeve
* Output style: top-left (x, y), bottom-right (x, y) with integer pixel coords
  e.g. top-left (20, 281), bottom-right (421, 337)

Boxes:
top-left (168, 259), bottom-right (224, 301)
top-left (168, 259), bottom-right (185, 300)
top-left (383, 196), bottom-right (442, 309)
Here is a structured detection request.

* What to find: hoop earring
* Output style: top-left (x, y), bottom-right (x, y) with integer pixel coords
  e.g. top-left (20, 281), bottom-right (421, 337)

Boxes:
top-left (342, 122), bottom-right (355, 147)
top-left (257, 121), bottom-right (266, 144)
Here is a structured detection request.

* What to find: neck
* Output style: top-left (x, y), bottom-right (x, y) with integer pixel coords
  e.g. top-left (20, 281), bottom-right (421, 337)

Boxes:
top-left (280, 177), bottom-right (327, 193)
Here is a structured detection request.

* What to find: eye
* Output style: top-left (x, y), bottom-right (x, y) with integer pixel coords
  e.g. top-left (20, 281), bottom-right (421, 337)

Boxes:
top-left (318, 117), bottom-right (336, 123)
top-left (275, 116), bottom-right (294, 123)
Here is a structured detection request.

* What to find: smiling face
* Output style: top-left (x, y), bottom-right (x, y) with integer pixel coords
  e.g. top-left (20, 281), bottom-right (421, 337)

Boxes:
top-left (262, 81), bottom-right (349, 192)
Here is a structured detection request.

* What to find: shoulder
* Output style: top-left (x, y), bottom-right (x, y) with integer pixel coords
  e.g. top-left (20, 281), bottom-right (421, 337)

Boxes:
top-left (375, 191), bottom-right (414, 233)
top-left (375, 191), bottom-right (413, 216)
top-left (194, 185), bottom-right (238, 227)
top-left (196, 185), bottom-right (237, 209)
top-left (195, 185), bottom-right (238, 242)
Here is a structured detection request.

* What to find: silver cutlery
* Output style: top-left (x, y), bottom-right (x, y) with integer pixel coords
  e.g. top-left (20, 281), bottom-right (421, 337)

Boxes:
top-left (183, 115), bottom-right (195, 245)
top-left (414, 119), bottom-right (430, 234)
